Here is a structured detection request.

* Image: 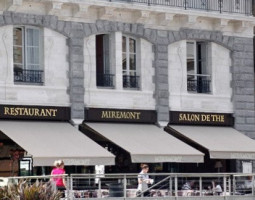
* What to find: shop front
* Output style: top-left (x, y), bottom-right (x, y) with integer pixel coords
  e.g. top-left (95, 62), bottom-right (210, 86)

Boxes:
top-left (165, 111), bottom-right (255, 173)
top-left (80, 108), bottom-right (204, 175)
top-left (80, 109), bottom-right (255, 174)
top-left (0, 104), bottom-right (115, 177)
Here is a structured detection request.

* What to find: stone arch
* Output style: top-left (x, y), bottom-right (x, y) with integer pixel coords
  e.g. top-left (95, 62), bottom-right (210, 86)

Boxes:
top-left (0, 12), bottom-right (72, 38)
top-left (83, 20), bottom-right (157, 46)
top-left (168, 29), bottom-right (234, 51)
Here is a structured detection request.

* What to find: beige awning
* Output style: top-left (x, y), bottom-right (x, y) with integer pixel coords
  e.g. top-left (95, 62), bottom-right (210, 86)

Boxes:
top-left (167, 125), bottom-right (255, 160)
top-left (0, 121), bottom-right (115, 166)
top-left (83, 123), bottom-right (204, 163)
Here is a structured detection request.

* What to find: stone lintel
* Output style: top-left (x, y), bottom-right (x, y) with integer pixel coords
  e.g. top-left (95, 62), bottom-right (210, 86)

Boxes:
top-left (72, 4), bottom-right (90, 18)
top-left (157, 13), bottom-right (176, 26)
top-left (134, 10), bottom-right (150, 24)
top-left (7, 0), bottom-right (23, 12)
top-left (98, 7), bottom-right (115, 20)
top-left (46, 2), bottom-right (63, 15)
top-left (214, 19), bottom-right (230, 30)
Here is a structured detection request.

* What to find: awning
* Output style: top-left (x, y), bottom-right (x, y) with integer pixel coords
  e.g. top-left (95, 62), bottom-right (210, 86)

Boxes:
top-left (83, 123), bottom-right (204, 163)
top-left (0, 121), bottom-right (115, 166)
top-left (166, 125), bottom-right (255, 160)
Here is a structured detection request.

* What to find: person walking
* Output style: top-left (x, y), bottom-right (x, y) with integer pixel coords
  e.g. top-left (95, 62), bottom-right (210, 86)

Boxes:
top-left (137, 164), bottom-right (153, 197)
top-left (51, 160), bottom-right (66, 196)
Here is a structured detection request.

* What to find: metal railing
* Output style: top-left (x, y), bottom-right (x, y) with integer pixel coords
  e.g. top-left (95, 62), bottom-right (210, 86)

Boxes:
top-left (69, 173), bottom-right (233, 198)
top-left (123, 75), bottom-right (140, 89)
top-left (187, 74), bottom-right (211, 93)
top-left (3, 173), bottom-right (255, 199)
top-left (109, 0), bottom-right (253, 15)
top-left (14, 69), bottom-right (44, 84)
top-left (97, 74), bottom-right (115, 87)
top-left (233, 174), bottom-right (255, 195)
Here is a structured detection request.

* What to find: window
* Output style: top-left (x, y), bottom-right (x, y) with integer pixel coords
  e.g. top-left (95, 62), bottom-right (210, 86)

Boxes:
top-left (235, 0), bottom-right (240, 9)
top-left (96, 34), bottom-right (114, 88)
top-left (187, 41), bottom-right (211, 93)
top-left (122, 36), bottom-right (139, 89)
top-left (13, 26), bottom-right (43, 84)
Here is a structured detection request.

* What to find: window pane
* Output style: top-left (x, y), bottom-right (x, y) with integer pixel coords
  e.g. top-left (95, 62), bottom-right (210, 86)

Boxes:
top-left (27, 64), bottom-right (40, 70)
top-left (129, 54), bottom-right (136, 70)
top-left (26, 47), bottom-right (39, 69)
top-left (122, 53), bottom-right (127, 70)
top-left (26, 28), bottom-right (40, 70)
top-left (13, 27), bottom-right (23, 46)
top-left (129, 38), bottom-right (136, 53)
top-left (122, 36), bottom-right (126, 52)
top-left (13, 46), bottom-right (23, 64)
top-left (14, 64), bottom-right (23, 71)
top-left (187, 42), bottom-right (195, 58)
top-left (187, 42), bottom-right (195, 75)
top-left (197, 42), bottom-right (207, 75)
top-left (96, 34), bottom-right (105, 77)
top-left (26, 28), bottom-right (39, 47)
top-left (187, 59), bottom-right (195, 74)
top-left (129, 71), bottom-right (136, 76)
top-left (103, 35), bottom-right (110, 74)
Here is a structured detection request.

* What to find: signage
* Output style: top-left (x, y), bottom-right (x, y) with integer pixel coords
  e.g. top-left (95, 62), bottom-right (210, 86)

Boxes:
top-left (242, 161), bottom-right (252, 173)
top-left (0, 105), bottom-right (70, 121)
top-left (85, 108), bottom-right (157, 123)
top-left (169, 111), bottom-right (234, 126)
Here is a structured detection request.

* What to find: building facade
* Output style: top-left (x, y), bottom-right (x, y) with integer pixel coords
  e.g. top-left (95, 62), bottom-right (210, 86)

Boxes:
top-left (0, 0), bottom-right (254, 175)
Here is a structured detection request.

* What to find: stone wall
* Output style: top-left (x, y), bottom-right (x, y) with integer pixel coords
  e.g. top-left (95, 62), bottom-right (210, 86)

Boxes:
top-left (0, 12), bottom-right (254, 138)
top-left (168, 41), bottom-right (233, 113)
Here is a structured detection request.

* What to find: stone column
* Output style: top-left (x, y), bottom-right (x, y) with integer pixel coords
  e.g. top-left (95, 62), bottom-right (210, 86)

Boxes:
top-left (69, 36), bottom-right (85, 126)
top-left (154, 30), bottom-right (170, 126)
top-left (232, 37), bottom-right (255, 172)
top-left (232, 37), bottom-right (255, 137)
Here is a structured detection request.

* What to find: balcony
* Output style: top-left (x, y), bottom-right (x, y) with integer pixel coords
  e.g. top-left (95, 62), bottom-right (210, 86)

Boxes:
top-left (97, 74), bottom-right (115, 88)
top-left (14, 69), bottom-right (44, 84)
top-left (187, 74), bottom-right (211, 93)
top-left (109, 0), bottom-right (253, 16)
top-left (123, 75), bottom-right (140, 89)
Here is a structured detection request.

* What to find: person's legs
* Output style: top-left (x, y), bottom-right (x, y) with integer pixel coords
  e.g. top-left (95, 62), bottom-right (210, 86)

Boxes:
top-left (144, 191), bottom-right (150, 197)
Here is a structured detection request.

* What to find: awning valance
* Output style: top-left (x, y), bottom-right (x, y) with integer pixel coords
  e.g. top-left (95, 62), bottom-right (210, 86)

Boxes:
top-left (0, 121), bottom-right (115, 166)
top-left (83, 123), bottom-right (204, 163)
top-left (166, 125), bottom-right (255, 160)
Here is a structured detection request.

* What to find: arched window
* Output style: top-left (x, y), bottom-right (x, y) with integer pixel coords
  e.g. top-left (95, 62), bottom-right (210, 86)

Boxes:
top-left (13, 26), bottom-right (43, 84)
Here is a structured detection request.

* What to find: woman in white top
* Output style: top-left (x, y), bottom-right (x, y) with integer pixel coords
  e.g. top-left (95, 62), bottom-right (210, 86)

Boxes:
top-left (137, 164), bottom-right (152, 197)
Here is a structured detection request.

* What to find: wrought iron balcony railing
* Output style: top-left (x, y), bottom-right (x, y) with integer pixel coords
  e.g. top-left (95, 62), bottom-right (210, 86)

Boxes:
top-left (14, 69), bottom-right (44, 84)
top-left (97, 74), bottom-right (115, 87)
top-left (123, 75), bottom-right (140, 89)
top-left (109, 0), bottom-right (252, 15)
top-left (187, 74), bottom-right (211, 93)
